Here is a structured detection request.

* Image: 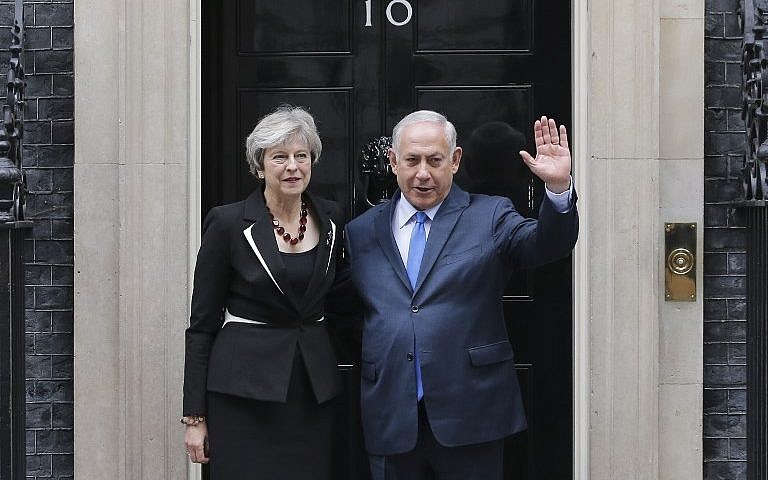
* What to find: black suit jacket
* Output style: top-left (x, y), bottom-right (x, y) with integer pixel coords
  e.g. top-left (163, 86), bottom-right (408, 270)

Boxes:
top-left (183, 189), bottom-right (343, 415)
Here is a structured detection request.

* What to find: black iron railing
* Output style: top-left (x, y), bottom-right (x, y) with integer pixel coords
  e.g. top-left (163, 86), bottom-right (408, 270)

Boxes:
top-left (740, 2), bottom-right (768, 479)
top-left (0, 0), bottom-right (29, 479)
top-left (742, 0), bottom-right (768, 201)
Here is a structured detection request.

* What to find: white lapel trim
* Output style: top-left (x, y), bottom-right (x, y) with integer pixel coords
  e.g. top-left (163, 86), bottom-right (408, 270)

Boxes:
top-left (243, 224), bottom-right (285, 295)
top-left (325, 219), bottom-right (336, 275)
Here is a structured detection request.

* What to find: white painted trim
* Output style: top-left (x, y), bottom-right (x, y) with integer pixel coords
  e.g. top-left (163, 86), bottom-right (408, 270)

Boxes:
top-left (326, 219), bottom-right (337, 275)
top-left (188, 0), bottom-right (201, 303)
top-left (571, 0), bottom-right (590, 478)
top-left (243, 225), bottom-right (286, 295)
top-left (187, 0), bottom-right (202, 478)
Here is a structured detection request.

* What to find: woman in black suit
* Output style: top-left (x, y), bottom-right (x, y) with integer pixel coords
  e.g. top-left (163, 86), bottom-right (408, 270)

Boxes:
top-left (182, 106), bottom-right (344, 479)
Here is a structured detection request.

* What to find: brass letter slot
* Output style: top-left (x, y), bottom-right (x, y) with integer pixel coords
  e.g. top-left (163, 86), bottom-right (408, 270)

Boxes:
top-left (664, 223), bottom-right (696, 301)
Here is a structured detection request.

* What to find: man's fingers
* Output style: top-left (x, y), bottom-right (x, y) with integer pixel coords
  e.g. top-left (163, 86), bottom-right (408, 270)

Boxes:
top-left (519, 150), bottom-right (535, 167)
top-left (540, 116), bottom-right (551, 144)
top-left (533, 120), bottom-right (544, 148)
top-left (559, 125), bottom-right (569, 149)
top-left (548, 118), bottom-right (559, 144)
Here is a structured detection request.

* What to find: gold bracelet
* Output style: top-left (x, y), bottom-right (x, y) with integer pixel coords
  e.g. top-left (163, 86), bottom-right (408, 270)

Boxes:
top-left (179, 415), bottom-right (206, 426)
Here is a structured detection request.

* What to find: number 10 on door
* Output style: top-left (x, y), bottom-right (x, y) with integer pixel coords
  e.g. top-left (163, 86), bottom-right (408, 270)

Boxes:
top-left (365, 0), bottom-right (413, 27)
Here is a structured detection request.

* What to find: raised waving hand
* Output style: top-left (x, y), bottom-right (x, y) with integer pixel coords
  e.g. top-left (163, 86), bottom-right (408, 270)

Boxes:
top-left (519, 116), bottom-right (572, 193)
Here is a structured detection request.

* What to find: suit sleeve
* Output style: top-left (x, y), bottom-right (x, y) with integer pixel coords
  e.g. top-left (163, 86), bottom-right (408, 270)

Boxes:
top-left (323, 201), bottom-right (359, 315)
top-left (183, 207), bottom-right (232, 416)
top-left (492, 189), bottom-right (579, 270)
top-left (324, 223), bottom-right (363, 364)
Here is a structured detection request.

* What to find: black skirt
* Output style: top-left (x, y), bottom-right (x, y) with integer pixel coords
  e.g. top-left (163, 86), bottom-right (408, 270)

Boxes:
top-left (207, 349), bottom-right (336, 479)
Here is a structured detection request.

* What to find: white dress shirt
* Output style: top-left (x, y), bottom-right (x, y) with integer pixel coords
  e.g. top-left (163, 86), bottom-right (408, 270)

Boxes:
top-left (392, 179), bottom-right (573, 264)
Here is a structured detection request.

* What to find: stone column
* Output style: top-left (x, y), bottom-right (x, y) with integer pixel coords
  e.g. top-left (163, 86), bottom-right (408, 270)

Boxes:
top-left (74, 0), bottom-right (191, 478)
top-left (581, 0), bottom-right (703, 478)
top-left (587, 0), bottom-right (661, 477)
top-left (658, 3), bottom-right (704, 479)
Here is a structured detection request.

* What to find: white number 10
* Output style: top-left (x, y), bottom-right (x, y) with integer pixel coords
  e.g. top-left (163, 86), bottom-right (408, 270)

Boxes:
top-left (365, 0), bottom-right (413, 27)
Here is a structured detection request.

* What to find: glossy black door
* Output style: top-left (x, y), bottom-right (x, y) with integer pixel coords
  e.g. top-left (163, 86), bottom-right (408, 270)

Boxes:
top-left (202, 1), bottom-right (571, 478)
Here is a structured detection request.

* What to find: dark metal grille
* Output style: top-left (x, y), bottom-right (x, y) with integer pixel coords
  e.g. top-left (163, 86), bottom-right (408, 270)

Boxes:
top-left (746, 206), bottom-right (768, 480)
top-left (740, 2), bottom-right (768, 479)
top-left (741, 0), bottom-right (768, 201)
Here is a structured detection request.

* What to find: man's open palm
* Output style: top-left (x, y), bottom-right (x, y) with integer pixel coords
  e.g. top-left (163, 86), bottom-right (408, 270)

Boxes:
top-left (519, 116), bottom-right (572, 193)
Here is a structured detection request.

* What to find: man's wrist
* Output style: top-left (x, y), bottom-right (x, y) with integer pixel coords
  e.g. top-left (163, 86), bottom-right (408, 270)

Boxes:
top-left (545, 180), bottom-right (570, 194)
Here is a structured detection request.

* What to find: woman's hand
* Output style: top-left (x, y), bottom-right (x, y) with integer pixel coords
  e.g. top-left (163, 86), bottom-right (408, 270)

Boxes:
top-left (184, 423), bottom-right (210, 464)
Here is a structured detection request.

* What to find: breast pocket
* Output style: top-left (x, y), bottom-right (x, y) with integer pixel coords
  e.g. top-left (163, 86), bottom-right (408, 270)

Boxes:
top-left (467, 340), bottom-right (514, 367)
top-left (441, 244), bottom-right (481, 265)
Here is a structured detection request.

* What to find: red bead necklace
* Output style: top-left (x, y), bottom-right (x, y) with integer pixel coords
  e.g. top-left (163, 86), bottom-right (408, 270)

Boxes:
top-left (268, 199), bottom-right (307, 245)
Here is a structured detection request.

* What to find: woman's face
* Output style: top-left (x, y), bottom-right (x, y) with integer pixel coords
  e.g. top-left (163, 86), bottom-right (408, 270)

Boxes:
top-left (261, 139), bottom-right (312, 198)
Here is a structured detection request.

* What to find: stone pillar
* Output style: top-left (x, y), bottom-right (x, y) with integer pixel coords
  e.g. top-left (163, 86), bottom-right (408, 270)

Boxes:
top-left (658, 3), bottom-right (704, 479)
top-left (74, 0), bottom-right (191, 478)
top-left (587, 0), bottom-right (661, 477)
top-left (581, 0), bottom-right (704, 478)
top-left (581, 0), bottom-right (703, 478)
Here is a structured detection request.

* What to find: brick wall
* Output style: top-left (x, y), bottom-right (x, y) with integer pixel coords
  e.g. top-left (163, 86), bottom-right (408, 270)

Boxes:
top-left (704, 0), bottom-right (748, 478)
top-left (1, 0), bottom-right (75, 478)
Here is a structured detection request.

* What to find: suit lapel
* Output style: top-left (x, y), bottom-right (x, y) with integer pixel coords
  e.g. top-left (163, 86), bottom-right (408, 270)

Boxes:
top-left (413, 185), bottom-right (470, 294)
top-left (374, 196), bottom-right (412, 292)
top-left (240, 190), bottom-right (301, 312)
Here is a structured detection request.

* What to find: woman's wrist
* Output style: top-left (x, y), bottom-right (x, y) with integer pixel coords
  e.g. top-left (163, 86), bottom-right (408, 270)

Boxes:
top-left (180, 415), bottom-right (206, 426)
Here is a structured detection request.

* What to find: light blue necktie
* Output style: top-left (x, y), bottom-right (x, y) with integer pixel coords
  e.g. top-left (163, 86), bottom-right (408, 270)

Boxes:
top-left (405, 211), bottom-right (427, 400)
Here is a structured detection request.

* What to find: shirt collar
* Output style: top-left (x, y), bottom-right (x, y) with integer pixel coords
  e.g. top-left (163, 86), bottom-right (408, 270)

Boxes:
top-left (395, 193), bottom-right (443, 230)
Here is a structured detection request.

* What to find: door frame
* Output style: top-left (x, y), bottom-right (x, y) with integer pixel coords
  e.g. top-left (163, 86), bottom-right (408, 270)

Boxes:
top-left (185, 1), bottom-right (591, 477)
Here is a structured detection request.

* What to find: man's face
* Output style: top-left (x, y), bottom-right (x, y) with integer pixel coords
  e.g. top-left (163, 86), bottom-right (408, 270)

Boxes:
top-left (389, 122), bottom-right (462, 211)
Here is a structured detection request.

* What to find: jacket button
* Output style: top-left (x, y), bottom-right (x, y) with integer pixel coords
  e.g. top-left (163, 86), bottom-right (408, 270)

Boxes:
top-left (407, 352), bottom-right (414, 361)
top-left (411, 305), bottom-right (419, 313)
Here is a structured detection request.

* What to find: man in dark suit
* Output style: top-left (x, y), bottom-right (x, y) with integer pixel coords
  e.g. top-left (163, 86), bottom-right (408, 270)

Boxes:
top-left (344, 110), bottom-right (579, 479)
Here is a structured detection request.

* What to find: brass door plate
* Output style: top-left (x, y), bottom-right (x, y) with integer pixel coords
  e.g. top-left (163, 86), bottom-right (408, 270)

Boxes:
top-left (665, 223), bottom-right (696, 301)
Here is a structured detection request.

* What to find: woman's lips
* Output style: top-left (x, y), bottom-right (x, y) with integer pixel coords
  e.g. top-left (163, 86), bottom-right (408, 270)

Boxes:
top-left (283, 177), bottom-right (301, 182)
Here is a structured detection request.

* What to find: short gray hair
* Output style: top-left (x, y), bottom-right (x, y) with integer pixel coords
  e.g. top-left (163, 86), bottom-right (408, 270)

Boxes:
top-left (391, 110), bottom-right (457, 155)
top-left (245, 105), bottom-right (322, 177)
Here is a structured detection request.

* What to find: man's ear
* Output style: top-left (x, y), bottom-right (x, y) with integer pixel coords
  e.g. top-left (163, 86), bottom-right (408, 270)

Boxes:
top-left (451, 147), bottom-right (463, 174)
top-left (388, 148), bottom-right (398, 175)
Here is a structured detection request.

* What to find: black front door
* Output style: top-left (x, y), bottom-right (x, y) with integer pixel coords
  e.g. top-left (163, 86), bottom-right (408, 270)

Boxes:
top-left (202, 1), bottom-right (572, 478)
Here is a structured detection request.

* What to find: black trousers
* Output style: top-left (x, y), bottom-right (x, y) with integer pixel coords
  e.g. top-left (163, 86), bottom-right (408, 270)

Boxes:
top-left (368, 402), bottom-right (505, 480)
top-left (206, 350), bottom-right (336, 480)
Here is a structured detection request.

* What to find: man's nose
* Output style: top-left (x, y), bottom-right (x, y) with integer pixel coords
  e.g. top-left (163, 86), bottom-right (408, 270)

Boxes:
top-left (415, 162), bottom-right (430, 180)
